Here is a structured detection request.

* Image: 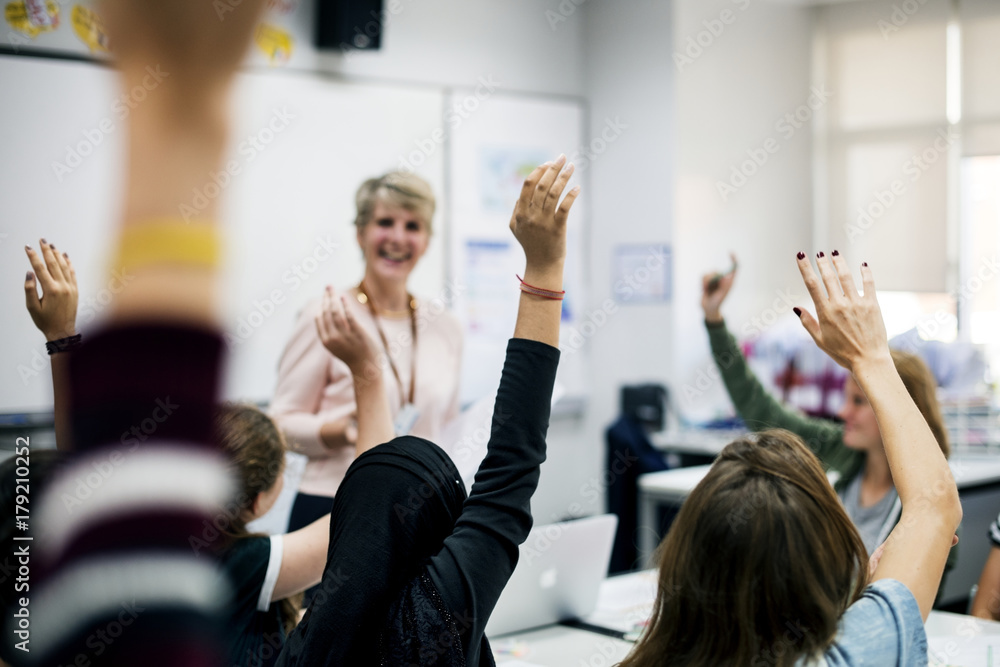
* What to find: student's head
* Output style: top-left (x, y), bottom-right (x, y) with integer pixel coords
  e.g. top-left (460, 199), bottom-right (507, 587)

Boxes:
top-left (838, 349), bottom-right (949, 458)
top-left (216, 403), bottom-right (286, 534)
top-left (354, 172), bottom-right (435, 285)
top-left (621, 430), bottom-right (868, 667)
top-left (291, 436), bottom-right (467, 664)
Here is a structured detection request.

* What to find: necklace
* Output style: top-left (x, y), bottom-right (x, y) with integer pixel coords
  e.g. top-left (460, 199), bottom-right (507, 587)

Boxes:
top-left (356, 280), bottom-right (417, 404)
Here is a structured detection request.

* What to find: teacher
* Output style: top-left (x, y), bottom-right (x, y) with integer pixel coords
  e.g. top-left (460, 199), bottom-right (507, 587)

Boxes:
top-left (271, 172), bottom-right (463, 532)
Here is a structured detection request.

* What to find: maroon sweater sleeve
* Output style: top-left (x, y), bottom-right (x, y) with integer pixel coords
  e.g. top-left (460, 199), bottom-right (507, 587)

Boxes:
top-left (26, 323), bottom-right (233, 667)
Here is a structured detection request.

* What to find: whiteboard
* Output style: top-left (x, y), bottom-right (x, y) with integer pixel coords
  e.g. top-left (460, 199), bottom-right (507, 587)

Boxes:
top-left (0, 55), bottom-right (445, 414)
top-left (447, 92), bottom-right (588, 404)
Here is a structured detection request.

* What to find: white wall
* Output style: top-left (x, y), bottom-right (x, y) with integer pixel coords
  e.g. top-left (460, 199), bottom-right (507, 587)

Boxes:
top-left (672, 0), bottom-right (816, 420)
top-left (530, 0), bottom-right (678, 525)
top-left (532, 0), bottom-right (818, 523)
top-left (314, 0), bottom-right (586, 97)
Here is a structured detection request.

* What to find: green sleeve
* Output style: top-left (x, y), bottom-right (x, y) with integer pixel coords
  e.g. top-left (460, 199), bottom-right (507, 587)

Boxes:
top-left (705, 320), bottom-right (863, 480)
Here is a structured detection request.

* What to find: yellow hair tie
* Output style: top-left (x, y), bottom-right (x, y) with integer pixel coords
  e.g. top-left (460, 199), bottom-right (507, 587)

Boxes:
top-left (114, 221), bottom-right (221, 272)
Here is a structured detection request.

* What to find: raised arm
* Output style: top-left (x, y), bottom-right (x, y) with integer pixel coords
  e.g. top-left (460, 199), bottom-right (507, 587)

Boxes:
top-left (24, 241), bottom-right (78, 451)
top-left (272, 513), bottom-right (332, 602)
top-left (425, 156), bottom-right (579, 648)
top-left (29, 3), bottom-right (268, 665)
top-left (315, 287), bottom-right (393, 457)
top-left (101, 0), bottom-right (266, 325)
top-left (701, 256), bottom-right (855, 472)
top-left (794, 252), bottom-right (961, 620)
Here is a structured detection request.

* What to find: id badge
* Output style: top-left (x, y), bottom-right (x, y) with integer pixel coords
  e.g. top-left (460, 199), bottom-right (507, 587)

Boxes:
top-left (394, 403), bottom-right (421, 436)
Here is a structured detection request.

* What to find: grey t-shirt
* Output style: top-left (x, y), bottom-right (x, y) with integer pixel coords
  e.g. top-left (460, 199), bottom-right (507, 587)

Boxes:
top-left (839, 473), bottom-right (899, 555)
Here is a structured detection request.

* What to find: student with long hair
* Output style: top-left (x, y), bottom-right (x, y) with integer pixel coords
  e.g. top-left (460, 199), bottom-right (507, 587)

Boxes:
top-left (214, 404), bottom-right (330, 667)
top-left (276, 155), bottom-right (579, 666)
top-left (621, 253), bottom-right (961, 667)
top-left (701, 256), bottom-right (954, 569)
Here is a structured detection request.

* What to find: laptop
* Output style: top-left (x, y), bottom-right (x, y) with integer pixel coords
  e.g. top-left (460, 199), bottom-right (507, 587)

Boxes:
top-left (485, 513), bottom-right (619, 637)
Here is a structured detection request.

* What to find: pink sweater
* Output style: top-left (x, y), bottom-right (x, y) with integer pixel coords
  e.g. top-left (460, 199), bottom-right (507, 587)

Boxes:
top-left (270, 292), bottom-right (463, 497)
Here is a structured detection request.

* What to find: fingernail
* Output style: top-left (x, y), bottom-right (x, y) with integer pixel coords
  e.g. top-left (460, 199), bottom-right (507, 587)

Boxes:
top-left (793, 307), bottom-right (802, 317)
top-left (796, 252), bottom-right (805, 260)
top-left (817, 251), bottom-right (825, 258)
top-left (63, 252), bottom-right (68, 258)
top-left (831, 249), bottom-right (839, 257)
top-left (40, 238), bottom-right (47, 245)
top-left (25, 271), bottom-right (32, 281)
top-left (50, 244), bottom-right (55, 250)
top-left (862, 262), bottom-right (868, 267)
top-left (556, 154), bottom-right (566, 164)
top-left (25, 245), bottom-right (31, 251)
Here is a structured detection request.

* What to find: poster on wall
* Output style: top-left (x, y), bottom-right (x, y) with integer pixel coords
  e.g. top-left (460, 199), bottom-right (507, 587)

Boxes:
top-left (612, 243), bottom-right (672, 304)
top-left (2, 0), bottom-right (318, 69)
top-left (449, 92), bottom-right (586, 406)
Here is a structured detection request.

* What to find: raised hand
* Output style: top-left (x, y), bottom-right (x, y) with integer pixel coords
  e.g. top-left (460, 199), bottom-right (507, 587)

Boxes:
top-left (101, 0), bottom-right (267, 94)
top-left (701, 253), bottom-right (738, 324)
top-left (509, 155), bottom-right (580, 278)
top-left (315, 286), bottom-right (378, 374)
top-left (25, 239), bottom-right (78, 342)
top-left (794, 252), bottom-right (889, 373)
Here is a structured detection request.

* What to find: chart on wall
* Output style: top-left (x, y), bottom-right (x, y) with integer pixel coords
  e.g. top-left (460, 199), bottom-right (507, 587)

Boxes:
top-left (448, 91), bottom-right (587, 405)
top-left (1, 0), bottom-right (320, 69)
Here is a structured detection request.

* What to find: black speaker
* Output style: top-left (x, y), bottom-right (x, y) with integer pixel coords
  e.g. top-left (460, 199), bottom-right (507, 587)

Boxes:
top-left (315, 0), bottom-right (385, 50)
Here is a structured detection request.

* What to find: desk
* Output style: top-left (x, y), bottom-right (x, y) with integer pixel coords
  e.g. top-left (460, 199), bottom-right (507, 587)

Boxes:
top-left (492, 571), bottom-right (1000, 667)
top-left (491, 626), bottom-right (633, 666)
top-left (636, 456), bottom-right (1000, 606)
top-left (648, 427), bottom-right (745, 458)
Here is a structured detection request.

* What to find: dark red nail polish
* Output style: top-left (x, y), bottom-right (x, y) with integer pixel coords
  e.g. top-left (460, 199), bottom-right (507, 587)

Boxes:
top-left (796, 252), bottom-right (805, 260)
top-left (832, 249), bottom-right (839, 257)
top-left (25, 271), bottom-right (32, 281)
top-left (817, 251), bottom-right (825, 258)
top-left (862, 262), bottom-right (868, 267)
top-left (793, 307), bottom-right (802, 317)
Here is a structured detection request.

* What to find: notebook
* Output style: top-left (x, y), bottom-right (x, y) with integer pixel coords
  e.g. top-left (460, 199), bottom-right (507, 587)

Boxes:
top-left (486, 514), bottom-right (619, 637)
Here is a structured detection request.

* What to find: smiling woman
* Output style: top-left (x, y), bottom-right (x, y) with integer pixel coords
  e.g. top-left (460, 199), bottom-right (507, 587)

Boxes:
top-left (269, 172), bottom-right (463, 537)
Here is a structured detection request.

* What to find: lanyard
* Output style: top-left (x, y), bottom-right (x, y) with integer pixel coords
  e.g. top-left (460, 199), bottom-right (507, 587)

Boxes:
top-left (357, 281), bottom-right (417, 405)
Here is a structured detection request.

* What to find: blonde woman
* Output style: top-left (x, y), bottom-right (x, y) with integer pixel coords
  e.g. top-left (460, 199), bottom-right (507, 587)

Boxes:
top-left (271, 173), bottom-right (462, 532)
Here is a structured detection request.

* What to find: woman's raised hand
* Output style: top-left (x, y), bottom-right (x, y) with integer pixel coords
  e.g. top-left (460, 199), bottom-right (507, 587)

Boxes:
top-left (25, 239), bottom-right (78, 342)
top-left (509, 155), bottom-right (580, 277)
top-left (315, 287), bottom-right (378, 375)
top-left (794, 252), bottom-right (889, 373)
top-left (701, 253), bottom-right (738, 324)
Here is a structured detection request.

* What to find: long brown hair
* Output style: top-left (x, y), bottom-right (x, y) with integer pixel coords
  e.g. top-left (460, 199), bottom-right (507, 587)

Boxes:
top-left (891, 348), bottom-right (950, 458)
top-left (217, 403), bottom-right (299, 632)
top-left (620, 430), bottom-right (869, 667)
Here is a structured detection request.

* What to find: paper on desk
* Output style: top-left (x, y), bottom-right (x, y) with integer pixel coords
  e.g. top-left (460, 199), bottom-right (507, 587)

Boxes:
top-left (929, 636), bottom-right (1000, 666)
top-left (583, 570), bottom-right (658, 636)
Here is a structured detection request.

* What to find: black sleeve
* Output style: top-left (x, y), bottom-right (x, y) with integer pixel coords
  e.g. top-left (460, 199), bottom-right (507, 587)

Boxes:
top-left (425, 338), bottom-right (560, 651)
top-left (221, 537), bottom-right (272, 628)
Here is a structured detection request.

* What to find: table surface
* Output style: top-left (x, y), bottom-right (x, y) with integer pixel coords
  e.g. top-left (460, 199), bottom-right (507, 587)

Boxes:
top-left (639, 455), bottom-right (1000, 498)
top-left (492, 571), bottom-right (1000, 666)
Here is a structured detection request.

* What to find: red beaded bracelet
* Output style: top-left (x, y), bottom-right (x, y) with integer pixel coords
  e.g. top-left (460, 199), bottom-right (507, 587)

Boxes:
top-left (516, 275), bottom-right (565, 300)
